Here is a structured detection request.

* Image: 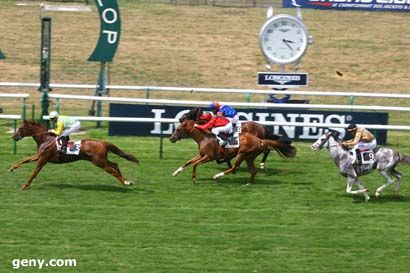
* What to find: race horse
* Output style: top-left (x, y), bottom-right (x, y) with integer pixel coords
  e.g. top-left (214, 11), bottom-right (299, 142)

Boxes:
top-left (169, 119), bottom-right (296, 184)
top-left (178, 107), bottom-right (283, 169)
top-left (10, 120), bottom-right (139, 190)
top-left (311, 130), bottom-right (410, 202)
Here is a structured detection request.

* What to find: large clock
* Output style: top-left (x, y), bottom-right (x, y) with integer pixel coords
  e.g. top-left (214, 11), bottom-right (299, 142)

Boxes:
top-left (259, 14), bottom-right (309, 65)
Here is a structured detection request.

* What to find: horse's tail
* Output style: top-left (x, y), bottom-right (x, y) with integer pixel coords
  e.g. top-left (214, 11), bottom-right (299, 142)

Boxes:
top-left (399, 153), bottom-right (410, 165)
top-left (106, 142), bottom-right (139, 164)
top-left (262, 125), bottom-right (281, 141)
top-left (262, 139), bottom-right (297, 158)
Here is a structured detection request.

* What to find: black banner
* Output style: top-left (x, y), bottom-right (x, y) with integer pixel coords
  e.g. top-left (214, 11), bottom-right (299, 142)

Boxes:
top-left (109, 104), bottom-right (388, 144)
top-left (257, 72), bottom-right (308, 87)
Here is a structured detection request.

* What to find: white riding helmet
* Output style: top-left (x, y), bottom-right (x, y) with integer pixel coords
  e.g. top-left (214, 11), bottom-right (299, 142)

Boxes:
top-left (49, 111), bottom-right (59, 119)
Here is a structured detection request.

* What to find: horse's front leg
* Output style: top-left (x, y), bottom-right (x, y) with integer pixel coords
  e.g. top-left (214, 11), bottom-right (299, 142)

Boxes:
top-left (20, 158), bottom-right (48, 190)
top-left (9, 154), bottom-right (40, 172)
top-left (346, 177), bottom-right (370, 202)
top-left (172, 154), bottom-right (202, 177)
top-left (191, 155), bottom-right (211, 183)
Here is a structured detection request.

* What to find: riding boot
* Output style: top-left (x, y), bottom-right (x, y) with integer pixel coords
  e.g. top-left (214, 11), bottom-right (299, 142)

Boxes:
top-left (216, 134), bottom-right (227, 147)
top-left (60, 136), bottom-right (69, 154)
top-left (349, 148), bottom-right (357, 165)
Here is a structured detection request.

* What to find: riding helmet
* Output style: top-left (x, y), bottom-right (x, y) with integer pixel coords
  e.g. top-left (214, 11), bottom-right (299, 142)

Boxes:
top-left (209, 101), bottom-right (220, 110)
top-left (347, 124), bottom-right (357, 131)
top-left (49, 111), bottom-right (59, 119)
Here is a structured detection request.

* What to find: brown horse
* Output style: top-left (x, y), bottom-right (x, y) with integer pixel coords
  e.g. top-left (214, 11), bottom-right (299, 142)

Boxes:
top-left (179, 107), bottom-right (283, 169)
top-left (10, 120), bottom-right (139, 190)
top-left (169, 119), bottom-right (296, 184)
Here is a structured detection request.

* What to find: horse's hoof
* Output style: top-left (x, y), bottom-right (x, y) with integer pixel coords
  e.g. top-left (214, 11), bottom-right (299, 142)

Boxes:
top-left (375, 191), bottom-right (381, 198)
top-left (20, 184), bottom-right (29, 190)
top-left (172, 167), bottom-right (183, 177)
top-left (242, 183), bottom-right (251, 187)
top-left (124, 180), bottom-right (134, 186)
top-left (213, 172), bottom-right (224, 180)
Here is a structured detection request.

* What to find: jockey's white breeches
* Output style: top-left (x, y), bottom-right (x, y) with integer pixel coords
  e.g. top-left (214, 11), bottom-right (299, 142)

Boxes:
top-left (211, 122), bottom-right (233, 135)
top-left (61, 121), bottom-right (81, 137)
top-left (227, 115), bottom-right (239, 125)
top-left (353, 139), bottom-right (377, 150)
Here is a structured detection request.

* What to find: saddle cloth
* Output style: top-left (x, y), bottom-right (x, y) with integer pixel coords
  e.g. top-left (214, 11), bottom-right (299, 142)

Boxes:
top-left (224, 125), bottom-right (241, 148)
top-left (56, 139), bottom-right (81, 155)
top-left (359, 149), bottom-right (375, 165)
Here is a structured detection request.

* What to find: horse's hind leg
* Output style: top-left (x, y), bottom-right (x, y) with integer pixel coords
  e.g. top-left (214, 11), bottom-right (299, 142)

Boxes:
top-left (260, 151), bottom-right (269, 170)
top-left (92, 159), bottom-right (132, 186)
top-left (376, 170), bottom-right (396, 197)
top-left (392, 169), bottom-right (403, 197)
top-left (213, 154), bottom-right (245, 180)
top-left (246, 156), bottom-right (257, 185)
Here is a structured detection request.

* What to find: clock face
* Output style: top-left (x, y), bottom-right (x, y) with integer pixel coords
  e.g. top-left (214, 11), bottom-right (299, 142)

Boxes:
top-left (259, 14), bottom-right (308, 65)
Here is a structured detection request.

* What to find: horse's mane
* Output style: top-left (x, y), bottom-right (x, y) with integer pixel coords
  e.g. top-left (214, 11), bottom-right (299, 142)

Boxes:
top-left (180, 107), bottom-right (204, 123)
top-left (23, 120), bottom-right (49, 132)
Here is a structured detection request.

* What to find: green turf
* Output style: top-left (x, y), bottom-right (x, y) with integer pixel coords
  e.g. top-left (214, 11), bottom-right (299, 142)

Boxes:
top-left (2, 121), bottom-right (410, 273)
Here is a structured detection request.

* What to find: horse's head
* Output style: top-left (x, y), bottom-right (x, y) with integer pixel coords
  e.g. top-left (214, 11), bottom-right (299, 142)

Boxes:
top-left (169, 120), bottom-right (196, 143)
top-left (311, 130), bottom-right (340, 151)
top-left (12, 120), bottom-right (48, 141)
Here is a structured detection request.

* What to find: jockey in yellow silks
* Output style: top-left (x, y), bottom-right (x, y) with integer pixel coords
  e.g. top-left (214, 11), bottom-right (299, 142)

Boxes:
top-left (49, 111), bottom-right (81, 154)
top-left (342, 123), bottom-right (377, 164)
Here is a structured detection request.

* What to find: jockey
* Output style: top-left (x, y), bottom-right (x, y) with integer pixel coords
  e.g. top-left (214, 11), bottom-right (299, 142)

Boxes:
top-left (49, 111), bottom-right (81, 154)
top-left (209, 101), bottom-right (239, 126)
top-left (342, 124), bottom-right (377, 164)
top-left (195, 113), bottom-right (230, 146)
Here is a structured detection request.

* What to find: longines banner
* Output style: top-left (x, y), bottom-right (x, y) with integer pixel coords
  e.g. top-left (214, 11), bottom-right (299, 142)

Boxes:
top-left (109, 104), bottom-right (389, 144)
top-left (283, 0), bottom-right (410, 12)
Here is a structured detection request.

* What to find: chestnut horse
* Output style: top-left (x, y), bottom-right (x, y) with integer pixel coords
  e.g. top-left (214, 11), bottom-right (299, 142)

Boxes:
top-left (179, 107), bottom-right (282, 169)
top-left (169, 119), bottom-right (296, 184)
top-left (10, 121), bottom-right (139, 190)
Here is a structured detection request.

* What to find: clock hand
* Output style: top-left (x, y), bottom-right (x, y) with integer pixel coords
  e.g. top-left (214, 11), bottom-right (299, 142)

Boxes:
top-left (283, 39), bottom-right (295, 44)
top-left (282, 39), bottom-right (295, 53)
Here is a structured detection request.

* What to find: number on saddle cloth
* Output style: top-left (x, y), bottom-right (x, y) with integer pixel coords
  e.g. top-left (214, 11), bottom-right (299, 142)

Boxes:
top-left (359, 149), bottom-right (375, 165)
top-left (66, 140), bottom-right (81, 155)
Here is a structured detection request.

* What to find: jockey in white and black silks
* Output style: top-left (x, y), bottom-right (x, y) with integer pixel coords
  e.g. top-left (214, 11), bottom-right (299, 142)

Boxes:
top-left (342, 123), bottom-right (377, 164)
top-left (49, 111), bottom-right (81, 154)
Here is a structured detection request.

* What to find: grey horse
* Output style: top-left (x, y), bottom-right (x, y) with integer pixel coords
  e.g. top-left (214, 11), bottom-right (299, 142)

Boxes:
top-left (311, 130), bottom-right (410, 202)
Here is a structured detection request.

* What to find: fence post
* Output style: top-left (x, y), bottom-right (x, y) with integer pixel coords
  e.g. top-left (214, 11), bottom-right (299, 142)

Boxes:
top-left (13, 119), bottom-right (17, 154)
top-left (159, 123), bottom-right (164, 159)
top-left (22, 97), bottom-right (27, 120)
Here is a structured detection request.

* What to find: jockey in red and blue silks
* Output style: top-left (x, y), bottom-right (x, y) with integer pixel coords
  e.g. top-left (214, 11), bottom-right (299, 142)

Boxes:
top-left (207, 101), bottom-right (239, 146)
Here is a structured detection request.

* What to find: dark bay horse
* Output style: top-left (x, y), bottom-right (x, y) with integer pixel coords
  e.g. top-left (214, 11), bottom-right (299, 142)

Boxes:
top-left (169, 119), bottom-right (296, 184)
top-left (10, 121), bottom-right (139, 190)
top-left (179, 107), bottom-right (283, 169)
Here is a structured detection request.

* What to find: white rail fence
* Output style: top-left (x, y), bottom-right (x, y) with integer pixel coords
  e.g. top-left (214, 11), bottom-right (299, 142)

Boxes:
top-left (48, 93), bottom-right (410, 113)
top-left (1, 85), bottom-right (409, 154)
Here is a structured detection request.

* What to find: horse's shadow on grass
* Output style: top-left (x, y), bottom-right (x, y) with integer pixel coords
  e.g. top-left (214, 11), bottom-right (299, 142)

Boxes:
top-left (44, 183), bottom-right (149, 193)
top-left (205, 166), bottom-right (309, 186)
top-left (346, 193), bottom-right (410, 203)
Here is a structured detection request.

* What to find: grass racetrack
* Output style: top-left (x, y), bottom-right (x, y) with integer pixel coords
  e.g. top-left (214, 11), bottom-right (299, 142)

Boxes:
top-left (2, 121), bottom-right (410, 273)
